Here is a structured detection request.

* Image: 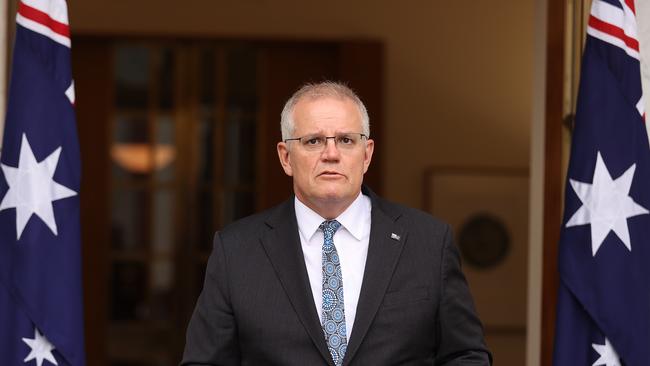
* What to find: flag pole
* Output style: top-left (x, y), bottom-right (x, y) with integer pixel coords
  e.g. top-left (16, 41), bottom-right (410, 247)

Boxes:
top-left (0, 0), bottom-right (7, 147)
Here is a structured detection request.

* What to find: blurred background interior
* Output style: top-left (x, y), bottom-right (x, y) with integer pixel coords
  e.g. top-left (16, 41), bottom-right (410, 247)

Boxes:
top-left (0, 0), bottom-right (626, 365)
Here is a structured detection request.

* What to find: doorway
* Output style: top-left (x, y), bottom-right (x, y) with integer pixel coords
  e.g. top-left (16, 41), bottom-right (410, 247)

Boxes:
top-left (72, 37), bottom-right (383, 365)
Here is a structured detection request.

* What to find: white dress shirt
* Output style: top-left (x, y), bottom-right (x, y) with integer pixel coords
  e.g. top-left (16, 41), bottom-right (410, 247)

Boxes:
top-left (294, 192), bottom-right (372, 340)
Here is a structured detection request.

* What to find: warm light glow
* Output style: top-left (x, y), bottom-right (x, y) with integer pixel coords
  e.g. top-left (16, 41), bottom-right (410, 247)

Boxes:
top-left (111, 143), bottom-right (176, 174)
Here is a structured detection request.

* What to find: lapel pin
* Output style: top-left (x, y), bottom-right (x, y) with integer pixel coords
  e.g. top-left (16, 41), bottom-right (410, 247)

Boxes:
top-left (390, 233), bottom-right (401, 241)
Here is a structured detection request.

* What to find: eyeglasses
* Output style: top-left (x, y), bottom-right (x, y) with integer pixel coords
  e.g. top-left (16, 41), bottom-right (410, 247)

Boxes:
top-left (284, 133), bottom-right (368, 152)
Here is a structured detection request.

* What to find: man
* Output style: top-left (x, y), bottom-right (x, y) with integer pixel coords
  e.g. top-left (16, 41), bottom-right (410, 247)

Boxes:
top-left (181, 82), bottom-right (491, 365)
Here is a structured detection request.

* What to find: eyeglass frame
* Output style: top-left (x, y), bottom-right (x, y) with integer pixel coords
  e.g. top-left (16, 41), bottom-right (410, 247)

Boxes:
top-left (283, 132), bottom-right (369, 152)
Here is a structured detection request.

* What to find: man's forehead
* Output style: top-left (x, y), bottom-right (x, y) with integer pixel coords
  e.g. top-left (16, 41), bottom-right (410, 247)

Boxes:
top-left (293, 96), bottom-right (362, 129)
top-left (294, 94), bottom-right (355, 109)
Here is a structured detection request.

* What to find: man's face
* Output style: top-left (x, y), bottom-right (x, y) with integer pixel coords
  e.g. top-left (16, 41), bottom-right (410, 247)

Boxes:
top-left (277, 96), bottom-right (374, 216)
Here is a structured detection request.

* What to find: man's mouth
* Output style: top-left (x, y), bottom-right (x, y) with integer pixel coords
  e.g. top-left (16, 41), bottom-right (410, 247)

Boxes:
top-left (319, 171), bottom-right (342, 177)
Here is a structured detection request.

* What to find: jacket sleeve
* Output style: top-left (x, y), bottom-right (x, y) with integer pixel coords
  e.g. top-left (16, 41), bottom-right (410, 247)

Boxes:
top-left (435, 224), bottom-right (493, 365)
top-left (181, 232), bottom-right (241, 366)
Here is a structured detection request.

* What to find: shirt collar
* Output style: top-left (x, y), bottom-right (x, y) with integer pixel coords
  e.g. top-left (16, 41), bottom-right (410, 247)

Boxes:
top-left (294, 192), bottom-right (370, 242)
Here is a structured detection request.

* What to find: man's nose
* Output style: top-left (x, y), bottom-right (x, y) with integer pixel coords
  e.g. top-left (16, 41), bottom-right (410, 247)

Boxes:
top-left (321, 138), bottom-right (341, 159)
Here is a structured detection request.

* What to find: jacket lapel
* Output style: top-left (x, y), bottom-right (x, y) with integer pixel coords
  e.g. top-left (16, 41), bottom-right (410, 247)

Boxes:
top-left (260, 199), bottom-right (333, 365)
top-left (343, 192), bottom-right (407, 365)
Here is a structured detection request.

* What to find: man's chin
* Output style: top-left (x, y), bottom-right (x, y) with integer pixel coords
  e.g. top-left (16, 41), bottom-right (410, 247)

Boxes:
top-left (315, 183), bottom-right (347, 197)
top-left (314, 186), bottom-right (358, 204)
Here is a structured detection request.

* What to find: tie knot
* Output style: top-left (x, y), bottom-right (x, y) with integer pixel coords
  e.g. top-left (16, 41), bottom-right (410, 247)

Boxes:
top-left (319, 220), bottom-right (341, 240)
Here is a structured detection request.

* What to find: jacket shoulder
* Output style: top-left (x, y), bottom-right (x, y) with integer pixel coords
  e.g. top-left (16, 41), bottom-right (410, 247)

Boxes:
top-left (215, 199), bottom-right (290, 244)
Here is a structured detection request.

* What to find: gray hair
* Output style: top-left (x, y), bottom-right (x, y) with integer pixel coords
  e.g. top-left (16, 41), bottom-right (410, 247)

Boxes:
top-left (280, 81), bottom-right (370, 141)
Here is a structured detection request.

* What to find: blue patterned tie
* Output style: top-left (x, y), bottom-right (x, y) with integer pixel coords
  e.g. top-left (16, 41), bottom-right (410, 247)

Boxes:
top-left (319, 220), bottom-right (347, 366)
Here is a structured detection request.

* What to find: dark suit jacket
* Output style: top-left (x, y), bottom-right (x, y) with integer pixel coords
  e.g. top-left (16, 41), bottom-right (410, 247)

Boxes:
top-left (181, 187), bottom-right (492, 365)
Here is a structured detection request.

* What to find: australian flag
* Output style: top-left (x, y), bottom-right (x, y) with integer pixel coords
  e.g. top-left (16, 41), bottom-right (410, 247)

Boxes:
top-left (553, 0), bottom-right (650, 365)
top-left (0, 0), bottom-right (85, 365)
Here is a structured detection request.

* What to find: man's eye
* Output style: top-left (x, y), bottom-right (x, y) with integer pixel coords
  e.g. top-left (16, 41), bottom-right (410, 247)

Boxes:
top-left (338, 136), bottom-right (355, 144)
top-left (305, 138), bottom-right (321, 145)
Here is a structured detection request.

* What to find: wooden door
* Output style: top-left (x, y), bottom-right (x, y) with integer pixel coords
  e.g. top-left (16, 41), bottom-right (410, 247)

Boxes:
top-left (73, 37), bottom-right (383, 365)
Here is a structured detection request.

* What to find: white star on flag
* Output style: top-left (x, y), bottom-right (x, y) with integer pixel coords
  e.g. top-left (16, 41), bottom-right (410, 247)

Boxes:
top-left (22, 327), bottom-right (58, 366)
top-left (592, 338), bottom-right (621, 366)
top-left (566, 151), bottom-right (649, 256)
top-left (0, 133), bottom-right (77, 240)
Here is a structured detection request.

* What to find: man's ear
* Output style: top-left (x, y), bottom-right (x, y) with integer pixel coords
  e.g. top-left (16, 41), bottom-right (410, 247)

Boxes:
top-left (277, 142), bottom-right (293, 176)
top-left (362, 138), bottom-right (374, 174)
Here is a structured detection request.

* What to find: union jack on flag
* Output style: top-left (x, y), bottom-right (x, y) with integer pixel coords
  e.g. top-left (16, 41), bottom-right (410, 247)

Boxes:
top-left (0, 0), bottom-right (85, 365)
top-left (553, 0), bottom-right (650, 365)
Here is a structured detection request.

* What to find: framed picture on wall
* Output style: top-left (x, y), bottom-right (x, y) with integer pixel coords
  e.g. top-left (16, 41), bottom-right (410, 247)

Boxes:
top-left (423, 166), bottom-right (529, 362)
